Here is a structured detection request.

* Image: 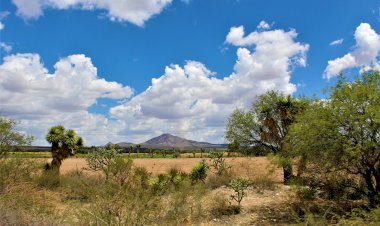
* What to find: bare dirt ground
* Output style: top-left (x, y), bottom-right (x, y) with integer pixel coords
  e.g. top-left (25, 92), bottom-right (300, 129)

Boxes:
top-left (54, 157), bottom-right (283, 182)
top-left (205, 185), bottom-right (294, 225)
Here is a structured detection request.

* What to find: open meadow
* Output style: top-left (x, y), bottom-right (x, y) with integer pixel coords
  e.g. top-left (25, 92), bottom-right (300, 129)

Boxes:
top-left (2, 154), bottom-right (379, 225)
top-left (56, 157), bottom-right (283, 182)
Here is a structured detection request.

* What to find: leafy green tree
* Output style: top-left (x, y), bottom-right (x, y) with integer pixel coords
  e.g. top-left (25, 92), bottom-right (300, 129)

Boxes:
top-left (0, 116), bottom-right (33, 158)
top-left (286, 71), bottom-right (380, 206)
top-left (225, 91), bottom-right (308, 184)
top-left (45, 125), bottom-right (83, 172)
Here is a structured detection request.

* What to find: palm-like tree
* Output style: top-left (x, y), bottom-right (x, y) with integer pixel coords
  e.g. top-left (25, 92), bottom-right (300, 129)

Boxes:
top-left (45, 125), bottom-right (84, 172)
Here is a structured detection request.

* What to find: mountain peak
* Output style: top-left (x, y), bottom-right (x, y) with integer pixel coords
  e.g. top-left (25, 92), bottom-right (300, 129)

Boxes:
top-left (142, 134), bottom-right (225, 150)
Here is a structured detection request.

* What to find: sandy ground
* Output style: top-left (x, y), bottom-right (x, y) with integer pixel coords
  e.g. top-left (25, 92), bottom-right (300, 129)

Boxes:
top-left (51, 157), bottom-right (283, 183)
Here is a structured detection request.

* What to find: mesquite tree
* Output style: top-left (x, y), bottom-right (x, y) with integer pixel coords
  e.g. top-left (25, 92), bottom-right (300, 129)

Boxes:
top-left (286, 71), bottom-right (380, 206)
top-left (0, 116), bottom-right (33, 158)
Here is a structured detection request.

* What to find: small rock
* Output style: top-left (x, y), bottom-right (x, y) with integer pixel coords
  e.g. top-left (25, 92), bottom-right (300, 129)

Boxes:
top-left (212, 218), bottom-right (217, 222)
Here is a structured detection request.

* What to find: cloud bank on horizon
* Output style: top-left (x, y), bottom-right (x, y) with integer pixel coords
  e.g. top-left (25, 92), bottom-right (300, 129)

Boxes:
top-left (1, 0), bottom-right (380, 145)
top-left (0, 21), bottom-right (309, 145)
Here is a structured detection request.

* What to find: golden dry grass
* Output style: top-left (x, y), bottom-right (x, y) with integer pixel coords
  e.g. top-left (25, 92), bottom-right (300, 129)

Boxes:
top-left (52, 157), bottom-right (283, 183)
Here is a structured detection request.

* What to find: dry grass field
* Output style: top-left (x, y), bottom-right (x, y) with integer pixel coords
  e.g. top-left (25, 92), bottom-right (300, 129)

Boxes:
top-left (55, 157), bottom-right (283, 183)
top-left (2, 156), bottom-right (378, 225)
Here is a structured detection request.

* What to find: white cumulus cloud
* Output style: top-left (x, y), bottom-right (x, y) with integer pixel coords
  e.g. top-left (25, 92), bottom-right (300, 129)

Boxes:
top-left (110, 23), bottom-right (309, 143)
top-left (325, 23), bottom-right (380, 79)
top-left (329, 38), bottom-right (343, 46)
top-left (0, 22), bottom-right (309, 145)
top-left (12, 0), bottom-right (172, 26)
top-left (0, 53), bottom-right (133, 145)
top-left (257, 20), bottom-right (270, 30)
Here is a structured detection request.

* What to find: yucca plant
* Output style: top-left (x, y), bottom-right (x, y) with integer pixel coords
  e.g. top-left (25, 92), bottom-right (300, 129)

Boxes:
top-left (45, 125), bottom-right (83, 173)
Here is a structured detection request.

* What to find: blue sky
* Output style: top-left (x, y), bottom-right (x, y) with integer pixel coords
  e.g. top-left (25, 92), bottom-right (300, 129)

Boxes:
top-left (0, 0), bottom-right (379, 145)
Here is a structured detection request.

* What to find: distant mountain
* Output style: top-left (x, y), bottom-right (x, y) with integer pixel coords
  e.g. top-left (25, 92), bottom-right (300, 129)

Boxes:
top-left (141, 133), bottom-right (226, 150)
top-left (115, 142), bottom-right (135, 148)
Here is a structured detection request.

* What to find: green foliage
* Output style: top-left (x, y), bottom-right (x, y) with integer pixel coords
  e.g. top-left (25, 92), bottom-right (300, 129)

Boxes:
top-left (0, 116), bottom-right (33, 158)
top-left (45, 125), bottom-right (83, 172)
top-left (225, 91), bottom-right (308, 183)
top-left (286, 70), bottom-right (380, 206)
top-left (86, 147), bottom-right (133, 184)
top-left (229, 177), bottom-right (250, 207)
top-left (191, 159), bottom-right (208, 183)
top-left (0, 158), bottom-right (40, 192)
top-left (86, 147), bottom-right (118, 180)
top-left (151, 168), bottom-right (190, 194)
top-left (208, 151), bottom-right (231, 176)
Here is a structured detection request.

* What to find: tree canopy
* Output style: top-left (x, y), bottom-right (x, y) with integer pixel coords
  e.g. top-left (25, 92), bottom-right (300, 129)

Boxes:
top-left (0, 116), bottom-right (33, 158)
top-left (45, 125), bottom-right (84, 172)
top-left (225, 91), bottom-right (308, 183)
top-left (286, 70), bottom-right (380, 206)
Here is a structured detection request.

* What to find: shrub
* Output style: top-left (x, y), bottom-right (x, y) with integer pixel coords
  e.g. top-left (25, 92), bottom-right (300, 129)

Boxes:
top-left (0, 158), bottom-right (40, 192)
top-left (191, 159), bottom-right (208, 183)
top-left (86, 148), bottom-right (118, 180)
top-left (130, 166), bottom-right (150, 190)
top-left (206, 171), bottom-right (234, 189)
top-left (210, 193), bottom-right (241, 217)
top-left (172, 152), bottom-right (180, 158)
top-left (109, 157), bottom-right (133, 185)
top-left (229, 177), bottom-right (250, 207)
top-left (36, 170), bottom-right (61, 189)
top-left (208, 151), bottom-right (231, 176)
top-left (251, 174), bottom-right (277, 193)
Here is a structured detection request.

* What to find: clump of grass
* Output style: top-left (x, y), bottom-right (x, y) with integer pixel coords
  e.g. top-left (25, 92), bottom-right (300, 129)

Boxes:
top-left (251, 174), bottom-right (277, 193)
top-left (210, 192), bottom-right (241, 217)
top-left (36, 170), bottom-right (61, 189)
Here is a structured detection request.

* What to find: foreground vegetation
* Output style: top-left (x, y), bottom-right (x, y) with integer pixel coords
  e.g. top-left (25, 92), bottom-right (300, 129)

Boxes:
top-left (1, 155), bottom-right (380, 225)
top-left (0, 70), bottom-right (379, 225)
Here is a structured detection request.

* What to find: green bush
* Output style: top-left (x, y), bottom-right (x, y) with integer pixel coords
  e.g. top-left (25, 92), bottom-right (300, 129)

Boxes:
top-left (295, 186), bottom-right (318, 201)
top-left (191, 159), bottom-right (208, 183)
top-left (109, 157), bottom-right (133, 185)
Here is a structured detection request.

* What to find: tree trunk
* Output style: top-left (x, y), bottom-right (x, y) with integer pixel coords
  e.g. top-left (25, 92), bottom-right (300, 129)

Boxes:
top-left (45, 143), bottom-right (62, 173)
top-left (364, 168), bottom-right (378, 208)
top-left (283, 163), bottom-right (293, 185)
